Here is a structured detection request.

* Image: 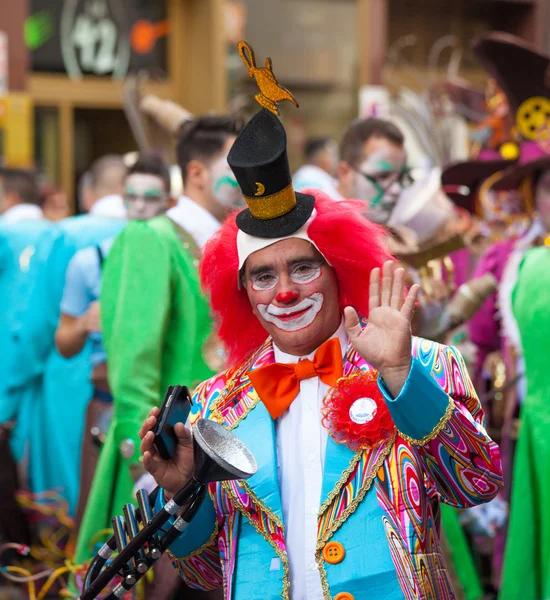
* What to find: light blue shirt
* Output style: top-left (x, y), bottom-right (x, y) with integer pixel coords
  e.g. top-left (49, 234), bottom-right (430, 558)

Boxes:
top-left (60, 238), bottom-right (114, 366)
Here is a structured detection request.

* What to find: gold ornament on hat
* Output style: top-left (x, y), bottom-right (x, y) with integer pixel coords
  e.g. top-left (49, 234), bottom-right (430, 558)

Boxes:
top-left (238, 40), bottom-right (299, 115)
top-left (246, 182), bottom-right (296, 219)
top-left (516, 96), bottom-right (550, 141)
top-left (499, 141), bottom-right (520, 160)
top-left (255, 182), bottom-right (265, 196)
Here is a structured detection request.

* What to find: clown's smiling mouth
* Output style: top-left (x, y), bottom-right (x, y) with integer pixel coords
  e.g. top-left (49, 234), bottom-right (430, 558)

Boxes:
top-left (276, 306), bottom-right (312, 321)
top-left (258, 293), bottom-right (325, 332)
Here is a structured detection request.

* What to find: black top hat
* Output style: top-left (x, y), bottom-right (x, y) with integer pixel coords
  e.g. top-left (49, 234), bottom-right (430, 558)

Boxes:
top-left (472, 33), bottom-right (550, 190)
top-left (441, 159), bottom-right (513, 213)
top-left (473, 33), bottom-right (550, 115)
top-left (229, 109), bottom-right (315, 238)
top-left (228, 40), bottom-right (314, 238)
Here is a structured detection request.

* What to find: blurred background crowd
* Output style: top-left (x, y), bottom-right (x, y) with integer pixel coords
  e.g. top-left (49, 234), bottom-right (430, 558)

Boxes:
top-left (0, 0), bottom-right (550, 599)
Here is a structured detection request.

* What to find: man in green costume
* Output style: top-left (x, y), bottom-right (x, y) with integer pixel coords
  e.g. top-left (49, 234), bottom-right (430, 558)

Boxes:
top-left (500, 168), bottom-right (550, 599)
top-left (75, 115), bottom-right (242, 566)
top-left (504, 244), bottom-right (550, 597)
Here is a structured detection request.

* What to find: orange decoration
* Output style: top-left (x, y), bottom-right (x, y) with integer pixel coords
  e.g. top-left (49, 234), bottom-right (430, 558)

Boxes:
top-left (237, 40), bottom-right (299, 115)
top-left (249, 338), bottom-right (343, 420)
top-left (322, 541), bottom-right (346, 564)
top-left (131, 19), bottom-right (170, 54)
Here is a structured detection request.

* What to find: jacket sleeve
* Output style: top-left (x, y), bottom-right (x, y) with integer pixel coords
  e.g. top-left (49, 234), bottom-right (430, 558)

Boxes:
top-left (378, 338), bottom-right (503, 508)
top-left (101, 222), bottom-right (178, 430)
top-left (156, 488), bottom-right (223, 590)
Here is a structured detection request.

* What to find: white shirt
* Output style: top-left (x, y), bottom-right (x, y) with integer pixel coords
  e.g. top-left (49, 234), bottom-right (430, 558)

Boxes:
top-left (167, 195), bottom-right (221, 250)
top-left (274, 320), bottom-right (348, 600)
top-left (1, 203), bottom-right (43, 223)
top-left (89, 194), bottom-right (126, 219)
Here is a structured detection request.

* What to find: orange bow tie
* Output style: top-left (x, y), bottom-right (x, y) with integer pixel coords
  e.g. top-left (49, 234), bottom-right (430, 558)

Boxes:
top-left (249, 337), bottom-right (343, 420)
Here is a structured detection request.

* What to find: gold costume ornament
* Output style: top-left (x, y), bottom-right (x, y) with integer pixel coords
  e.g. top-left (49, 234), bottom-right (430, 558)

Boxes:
top-left (516, 96), bottom-right (550, 141)
top-left (238, 40), bottom-right (299, 115)
top-left (255, 182), bottom-right (265, 196)
top-left (245, 183), bottom-right (296, 219)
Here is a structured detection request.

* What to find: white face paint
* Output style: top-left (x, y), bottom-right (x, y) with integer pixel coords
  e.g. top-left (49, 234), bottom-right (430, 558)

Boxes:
top-left (250, 261), bottom-right (323, 292)
top-left (353, 146), bottom-right (408, 224)
top-left (124, 173), bottom-right (168, 220)
top-left (257, 292), bottom-right (325, 332)
top-left (210, 157), bottom-right (243, 209)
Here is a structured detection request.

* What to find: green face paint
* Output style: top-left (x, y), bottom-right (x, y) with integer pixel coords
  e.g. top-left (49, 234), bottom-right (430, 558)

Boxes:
top-left (214, 174), bottom-right (239, 194)
top-left (375, 159), bottom-right (397, 173)
top-left (369, 182), bottom-right (385, 207)
top-left (210, 156), bottom-right (243, 209)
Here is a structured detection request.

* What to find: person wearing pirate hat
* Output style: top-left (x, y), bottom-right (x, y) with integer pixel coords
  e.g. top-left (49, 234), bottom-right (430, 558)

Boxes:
top-left (442, 33), bottom-right (550, 595)
top-left (439, 33), bottom-right (540, 401)
top-left (138, 41), bottom-right (501, 600)
top-left (467, 33), bottom-right (550, 600)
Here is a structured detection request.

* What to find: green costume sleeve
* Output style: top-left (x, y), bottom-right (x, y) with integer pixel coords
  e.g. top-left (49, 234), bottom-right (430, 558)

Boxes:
top-left (101, 220), bottom-right (172, 422)
top-left (501, 247), bottom-right (550, 599)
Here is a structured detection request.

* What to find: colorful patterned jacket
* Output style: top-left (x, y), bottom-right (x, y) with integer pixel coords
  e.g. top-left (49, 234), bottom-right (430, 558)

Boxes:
top-left (160, 336), bottom-right (502, 600)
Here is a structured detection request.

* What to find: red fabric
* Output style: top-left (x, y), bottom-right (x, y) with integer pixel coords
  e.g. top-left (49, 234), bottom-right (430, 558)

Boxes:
top-left (321, 370), bottom-right (396, 451)
top-left (200, 191), bottom-right (393, 365)
top-left (248, 337), bottom-right (343, 420)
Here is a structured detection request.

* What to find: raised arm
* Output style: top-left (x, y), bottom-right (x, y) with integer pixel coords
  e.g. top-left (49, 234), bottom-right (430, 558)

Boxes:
top-left (345, 260), bottom-right (502, 508)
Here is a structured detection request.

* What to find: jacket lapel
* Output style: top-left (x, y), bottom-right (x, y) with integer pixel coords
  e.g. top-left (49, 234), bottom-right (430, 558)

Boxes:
top-left (213, 339), bottom-right (285, 526)
top-left (318, 341), bottom-right (396, 543)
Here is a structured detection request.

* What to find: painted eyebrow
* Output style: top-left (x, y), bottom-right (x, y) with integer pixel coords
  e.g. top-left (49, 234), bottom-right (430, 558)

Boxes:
top-left (247, 255), bottom-right (320, 278)
top-left (125, 186), bottom-right (163, 194)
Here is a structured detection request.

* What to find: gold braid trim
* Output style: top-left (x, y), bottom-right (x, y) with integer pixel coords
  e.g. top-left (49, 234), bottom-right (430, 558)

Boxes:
top-left (398, 396), bottom-right (456, 446)
top-left (168, 519), bottom-right (220, 563)
top-left (317, 451), bottom-right (363, 518)
top-left (210, 340), bottom-right (271, 428)
top-left (222, 481), bottom-right (290, 600)
top-left (315, 433), bottom-right (397, 600)
top-left (239, 480), bottom-right (284, 529)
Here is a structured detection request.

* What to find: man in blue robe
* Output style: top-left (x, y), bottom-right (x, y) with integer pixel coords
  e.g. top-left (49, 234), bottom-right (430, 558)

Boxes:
top-left (1, 156), bottom-right (127, 515)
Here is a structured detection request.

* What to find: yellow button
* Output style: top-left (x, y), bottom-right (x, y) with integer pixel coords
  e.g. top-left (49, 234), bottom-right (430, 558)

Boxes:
top-left (334, 593), bottom-right (355, 600)
top-left (322, 541), bottom-right (346, 564)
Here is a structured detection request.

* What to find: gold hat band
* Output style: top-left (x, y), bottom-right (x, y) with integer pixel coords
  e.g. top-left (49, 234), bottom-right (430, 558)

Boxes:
top-left (245, 182), bottom-right (296, 220)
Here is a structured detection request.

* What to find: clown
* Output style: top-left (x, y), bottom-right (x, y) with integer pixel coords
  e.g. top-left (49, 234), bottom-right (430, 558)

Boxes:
top-left (139, 42), bottom-right (502, 600)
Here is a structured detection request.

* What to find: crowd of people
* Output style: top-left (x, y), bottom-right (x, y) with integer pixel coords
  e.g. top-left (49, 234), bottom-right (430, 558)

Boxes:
top-left (0, 32), bottom-right (548, 600)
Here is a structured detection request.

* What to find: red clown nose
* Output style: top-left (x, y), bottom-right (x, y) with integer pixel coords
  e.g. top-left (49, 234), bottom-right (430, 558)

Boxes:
top-left (275, 291), bottom-right (299, 304)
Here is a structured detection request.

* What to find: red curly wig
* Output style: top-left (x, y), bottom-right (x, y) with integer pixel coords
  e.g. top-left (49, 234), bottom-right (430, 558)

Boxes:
top-left (200, 190), bottom-right (393, 366)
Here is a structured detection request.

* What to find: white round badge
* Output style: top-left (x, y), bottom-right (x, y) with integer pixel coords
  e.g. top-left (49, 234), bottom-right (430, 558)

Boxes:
top-left (349, 397), bottom-right (377, 424)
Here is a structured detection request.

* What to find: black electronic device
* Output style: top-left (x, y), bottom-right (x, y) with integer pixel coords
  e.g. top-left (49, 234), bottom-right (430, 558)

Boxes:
top-left (153, 385), bottom-right (192, 460)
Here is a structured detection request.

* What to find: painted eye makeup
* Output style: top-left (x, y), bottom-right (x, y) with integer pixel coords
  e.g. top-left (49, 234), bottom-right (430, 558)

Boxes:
top-left (290, 262), bottom-right (322, 284)
top-left (250, 272), bottom-right (279, 291)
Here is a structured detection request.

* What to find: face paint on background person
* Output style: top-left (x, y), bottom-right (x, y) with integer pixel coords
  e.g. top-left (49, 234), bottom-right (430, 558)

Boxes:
top-left (353, 148), bottom-right (407, 224)
top-left (124, 173), bottom-right (168, 220)
top-left (324, 140), bottom-right (339, 176)
top-left (210, 157), bottom-right (243, 209)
